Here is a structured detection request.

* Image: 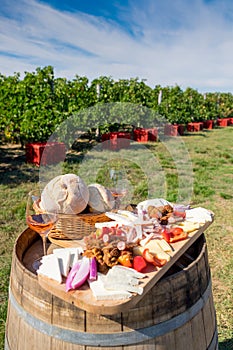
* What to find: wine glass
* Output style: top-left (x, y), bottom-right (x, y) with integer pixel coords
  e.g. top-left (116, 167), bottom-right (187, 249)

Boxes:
top-left (108, 168), bottom-right (129, 209)
top-left (26, 190), bottom-right (58, 270)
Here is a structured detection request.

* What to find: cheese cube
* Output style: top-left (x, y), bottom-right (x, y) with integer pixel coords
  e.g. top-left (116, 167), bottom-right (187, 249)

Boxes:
top-left (37, 255), bottom-right (62, 283)
top-left (68, 247), bottom-right (83, 268)
top-left (53, 249), bottom-right (71, 277)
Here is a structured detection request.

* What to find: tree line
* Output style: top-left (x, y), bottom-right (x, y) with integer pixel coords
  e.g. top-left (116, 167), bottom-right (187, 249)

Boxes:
top-left (1, 65), bottom-right (232, 145)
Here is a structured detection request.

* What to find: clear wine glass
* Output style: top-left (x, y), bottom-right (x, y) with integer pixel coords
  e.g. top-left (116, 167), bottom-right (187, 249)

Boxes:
top-left (108, 168), bottom-right (129, 209)
top-left (26, 190), bottom-right (58, 270)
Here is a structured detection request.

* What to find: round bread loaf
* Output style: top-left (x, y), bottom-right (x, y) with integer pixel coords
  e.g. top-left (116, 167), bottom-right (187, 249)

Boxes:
top-left (41, 174), bottom-right (89, 214)
top-left (88, 183), bottom-right (115, 212)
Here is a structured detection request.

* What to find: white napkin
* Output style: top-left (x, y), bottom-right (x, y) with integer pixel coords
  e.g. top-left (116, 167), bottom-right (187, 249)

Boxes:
top-left (185, 207), bottom-right (213, 223)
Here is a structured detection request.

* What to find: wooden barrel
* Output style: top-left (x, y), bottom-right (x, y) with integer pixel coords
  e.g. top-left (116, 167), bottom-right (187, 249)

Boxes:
top-left (5, 228), bottom-right (218, 350)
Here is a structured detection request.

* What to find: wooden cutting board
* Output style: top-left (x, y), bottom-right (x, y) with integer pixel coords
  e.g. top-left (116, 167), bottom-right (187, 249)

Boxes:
top-left (48, 235), bottom-right (86, 248)
top-left (38, 220), bottom-right (213, 315)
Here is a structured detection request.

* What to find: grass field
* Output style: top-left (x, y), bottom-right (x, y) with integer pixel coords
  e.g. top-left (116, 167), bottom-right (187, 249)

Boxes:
top-left (0, 126), bottom-right (232, 349)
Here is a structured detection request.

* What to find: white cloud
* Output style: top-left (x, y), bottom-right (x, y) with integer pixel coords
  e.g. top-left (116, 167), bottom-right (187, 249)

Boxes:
top-left (0, 0), bottom-right (233, 92)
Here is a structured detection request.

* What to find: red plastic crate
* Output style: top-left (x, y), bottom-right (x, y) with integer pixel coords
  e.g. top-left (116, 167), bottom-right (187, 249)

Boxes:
top-left (147, 128), bottom-right (158, 141)
top-left (133, 128), bottom-right (148, 142)
top-left (187, 122), bottom-right (202, 132)
top-left (199, 122), bottom-right (204, 130)
top-left (101, 132), bottom-right (131, 150)
top-left (26, 142), bottom-right (66, 166)
top-left (164, 124), bottom-right (178, 136)
top-left (133, 128), bottom-right (158, 142)
top-left (177, 124), bottom-right (185, 135)
top-left (203, 120), bottom-right (214, 129)
top-left (217, 118), bottom-right (228, 127)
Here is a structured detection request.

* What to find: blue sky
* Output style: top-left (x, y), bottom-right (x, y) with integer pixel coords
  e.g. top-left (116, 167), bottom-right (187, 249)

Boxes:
top-left (1, 0), bottom-right (233, 92)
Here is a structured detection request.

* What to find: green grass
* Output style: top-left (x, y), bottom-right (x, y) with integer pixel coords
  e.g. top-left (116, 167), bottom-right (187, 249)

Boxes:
top-left (0, 127), bottom-right (233, 349)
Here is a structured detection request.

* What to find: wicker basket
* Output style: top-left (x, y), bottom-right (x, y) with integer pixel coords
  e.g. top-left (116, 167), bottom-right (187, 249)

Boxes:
top-left (49, 212), bottom-right (112, 240)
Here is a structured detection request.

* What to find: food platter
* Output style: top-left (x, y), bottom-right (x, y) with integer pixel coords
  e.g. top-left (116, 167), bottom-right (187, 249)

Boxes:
top-left (38, 220), bottom-right (213, 315)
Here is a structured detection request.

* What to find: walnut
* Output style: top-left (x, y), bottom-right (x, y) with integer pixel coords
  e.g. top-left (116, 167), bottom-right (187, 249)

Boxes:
top-left (97, 261), bottom-right (109, 274)
top-left (83, 247), bottom-right (103, 263)
top-left (160, 216), bottom-right (169, 225)
top-left (102, 246), bottom-right (121, 267)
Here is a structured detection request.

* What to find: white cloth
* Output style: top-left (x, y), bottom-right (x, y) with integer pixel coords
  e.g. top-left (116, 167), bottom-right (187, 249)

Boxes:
top-left (185, 207), bottom-right (213, 223)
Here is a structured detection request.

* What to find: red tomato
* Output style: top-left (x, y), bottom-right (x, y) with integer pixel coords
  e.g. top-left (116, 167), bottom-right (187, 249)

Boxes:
top-left (163, 227), bottom-right (188, 243)
top-left (162, 229), bottom-right (171, 242)
top-left (170, 227), bottom-right (185, 236)
top-left (133, 256), bottom-right (147, 272)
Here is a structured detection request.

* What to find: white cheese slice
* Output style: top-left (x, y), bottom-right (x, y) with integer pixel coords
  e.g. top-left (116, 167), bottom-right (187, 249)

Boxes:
top-left (105, 272), bottom-right (139, 286)
top-left (40, 255), bottom-right (50, 264)
top-left (53, 249), bottom-right (71, 277)
top-left (68, 247), bottom-right (83, 268)
top-left (104, 266), bottom-right (145, 295)
top-left (37, 254), bottom-right (62, 283)
top-left (103, 281), bottom-right (144, 295)
top-left (104, 212), bottom-right (135, 226)
top-left (53, 247), bottom-right (83, 268)
top-left (88, 274), bottom-right (132, 300)
top-left (111, 265), bottom-right (146, 279)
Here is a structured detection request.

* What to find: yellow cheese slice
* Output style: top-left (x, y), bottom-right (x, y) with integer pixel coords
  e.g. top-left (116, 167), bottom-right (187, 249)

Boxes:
top-left (133, 239), bottom-right (171, 261)
top-left (157, 239), bottom-right (173, 252)
top-left (144, 240), bottom-right (168, 254)
top-left (155, 251), bottom-right (171, 261)
top-left (176, 221), bottom-right (201, 233)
